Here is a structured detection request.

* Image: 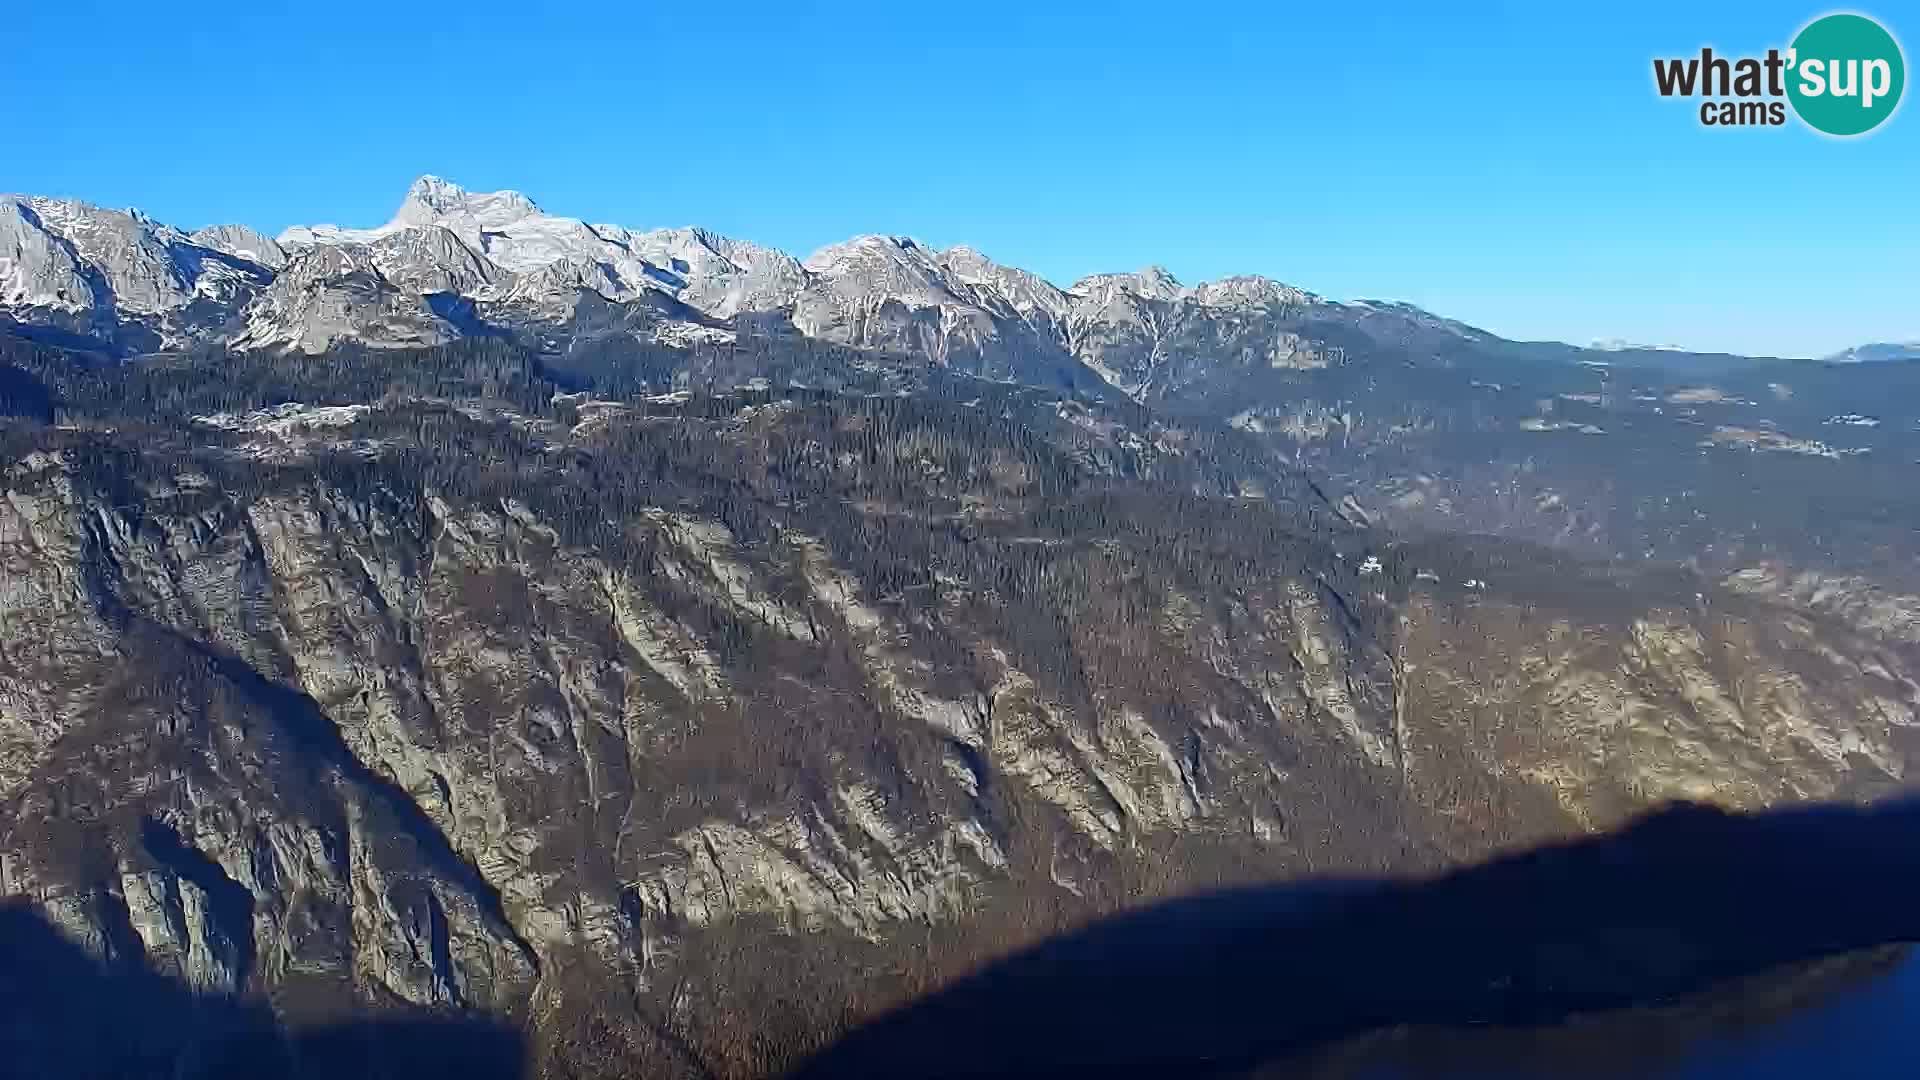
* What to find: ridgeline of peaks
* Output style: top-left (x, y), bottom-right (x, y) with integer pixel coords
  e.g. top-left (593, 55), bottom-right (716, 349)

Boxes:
top-left (1, 175), bottom-right (1491, 397)
top-left (8, 175), bottom-right (1901, 399)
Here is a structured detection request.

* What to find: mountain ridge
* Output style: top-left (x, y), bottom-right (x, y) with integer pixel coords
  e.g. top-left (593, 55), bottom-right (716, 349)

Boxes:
top-left (8, 176), bottom-right (1844, 392)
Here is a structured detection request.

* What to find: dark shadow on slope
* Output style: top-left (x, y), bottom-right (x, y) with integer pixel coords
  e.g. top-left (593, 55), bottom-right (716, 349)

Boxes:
top-left (198, 640), bottom-right (544, 973)
top-left (0, 317), bottom-right (122, 358)
top-left (793, 799), bottom-right (1920, 1079)
top-left (426, 292), bottom-right (500, 339)
top-left (0, 900), bottom-right (526, 1080)
top-left (0, 361), bottom-right (55, 422)
top-left (121, 617), bottom-right (541, 976)
top-left (139, 815), bottom-right (258, 987)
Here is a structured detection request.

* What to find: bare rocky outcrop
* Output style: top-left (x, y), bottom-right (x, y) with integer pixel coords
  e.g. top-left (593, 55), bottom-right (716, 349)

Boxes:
top-left (1, 390), bottom-right (1915, 1075)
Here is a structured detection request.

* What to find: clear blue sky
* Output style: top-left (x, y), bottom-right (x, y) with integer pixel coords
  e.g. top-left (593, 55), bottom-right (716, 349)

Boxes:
top-left (7, 0), bottom-right (1915, 357)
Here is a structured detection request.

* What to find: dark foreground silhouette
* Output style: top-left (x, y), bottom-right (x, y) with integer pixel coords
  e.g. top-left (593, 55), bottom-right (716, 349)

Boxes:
top-left (793, 799), bottom-right (1920, 1078)
top-left (0, 901), bottom-right (524, 1080)
top-left (6, 799), bottom-right (1920, 1078)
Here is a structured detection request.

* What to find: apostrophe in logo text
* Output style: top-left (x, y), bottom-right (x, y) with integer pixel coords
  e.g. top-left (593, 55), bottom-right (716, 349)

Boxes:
top-left (1653, 12), bottom-right (1905, 135)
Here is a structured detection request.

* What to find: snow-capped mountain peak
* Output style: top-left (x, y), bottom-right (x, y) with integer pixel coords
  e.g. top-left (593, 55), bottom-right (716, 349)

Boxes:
top-left (1190, 275), bottom-right (1316, 310)
top-left (191, 224), bottom-right (289, 270)
top-left (936, 246), bottom-right (1074, 326)
top-left (393, 175), bottom-right (541, 231)
top-left (281, 176), bottom-right (539, 252)
top-left (1, 191), bottom-right (274, 350)
top-left (802, 234), bottom-right (938, 275)
top-left (1070, 266), bottom-right (1186, 304)
top-left (3, 174), bottom-right (1509, 402)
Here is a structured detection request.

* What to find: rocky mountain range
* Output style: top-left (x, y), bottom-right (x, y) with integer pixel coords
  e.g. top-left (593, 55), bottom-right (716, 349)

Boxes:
top-left (3, 178), bottom-right (1919, 1077)
top-left (0, 176), bottom-right (1628, 388)
top-left (8, 176), bottom-right (1912, 381)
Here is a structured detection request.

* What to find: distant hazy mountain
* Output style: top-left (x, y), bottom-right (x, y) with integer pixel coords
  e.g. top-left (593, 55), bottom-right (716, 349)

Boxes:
top-left (1827, 342), bottom-right (1920, 363)
top-left (1588, 337), bottom-right (1686, 352)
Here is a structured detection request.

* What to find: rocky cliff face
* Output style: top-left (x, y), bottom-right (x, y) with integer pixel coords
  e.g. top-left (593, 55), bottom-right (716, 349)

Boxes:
top-left (0, 449), bottom-right (537, 1013)
top-left (0, 195), bottom-right (273, 352)
top-left (232, 244), bottom-right (459, 352)
top-left (1, 352), bottom-right (1913, 1073)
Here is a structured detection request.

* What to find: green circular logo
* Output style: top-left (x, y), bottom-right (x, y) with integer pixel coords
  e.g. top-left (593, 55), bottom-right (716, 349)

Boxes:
top-left (1787, 13), bottom-right (1906, 136)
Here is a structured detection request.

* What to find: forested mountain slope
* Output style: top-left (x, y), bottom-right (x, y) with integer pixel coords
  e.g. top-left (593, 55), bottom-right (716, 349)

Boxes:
top-left (1, 332), bottom-right (1914, 1076)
